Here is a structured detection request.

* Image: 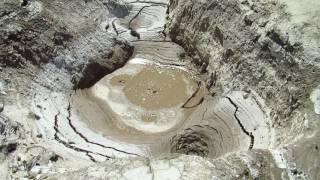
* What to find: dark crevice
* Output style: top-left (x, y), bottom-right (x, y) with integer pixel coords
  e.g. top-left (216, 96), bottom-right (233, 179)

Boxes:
top-left (53, 112), bottom-right (112, 161)
top-left (161, 5), bottom-right (170, 39)
top-left (206, 71), bottom-right (217, 89)
top-left (86, 152), bottom-right (96, 162)
top-left (0, 143), bottom-right (17, 154)
top-left (21, 0), bottom-right (29, 7)
top-left (128, 6), bottom-right (151, 39)
top-left (182, 81), bottom-right (203, 108)
top-left (128, 4), bottom-right (165, 39)
top-left (131, 40), bottom-right (172, 43)
top-left (161, 24), bottom-right (167, 39)
top-left (66, 102), bottom-right (141, 157)
top-left (112, 19), bottom-right (119, 36)
top-left (130, 29), bottom-right (141, 39)
top-left (130, 1), bottom-right (168, 6)
top-left (105, 24), bottom-right (109, 31)
top-left (75, 63), bottom-right (112, 89)
top-left (129, 6), bottom-right (152, 28)
top-left (183, 97), bottom-right (204, 109)
top-left (225, 97), bottom-right (254, 150)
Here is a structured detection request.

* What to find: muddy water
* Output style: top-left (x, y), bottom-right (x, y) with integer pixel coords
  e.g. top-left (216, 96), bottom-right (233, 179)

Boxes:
top-left (111, 64), bottom-right (195, 110)
top-left (86, 59), bottom-right (204, 136)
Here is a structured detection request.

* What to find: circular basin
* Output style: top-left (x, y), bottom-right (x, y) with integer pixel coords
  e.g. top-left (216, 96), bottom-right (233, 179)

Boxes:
top-left (89, 58), bottom-right (199, 134)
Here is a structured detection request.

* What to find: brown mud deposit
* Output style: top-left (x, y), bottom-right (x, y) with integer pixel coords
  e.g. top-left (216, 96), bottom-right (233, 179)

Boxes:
top-left (1, 0), bottom-right (320, 179)
top-left (112, 64), bottom-right (197, 110)
top-left (78, 59), bottom-right (204, 137)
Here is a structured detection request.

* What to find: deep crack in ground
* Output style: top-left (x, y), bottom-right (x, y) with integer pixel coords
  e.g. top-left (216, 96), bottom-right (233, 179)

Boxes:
top-left (225, 96), bottom-right (254, 150)
top-left (53, 111), bottom-right (112, 161)
top-left (65, 100), bottom-right (141, 157)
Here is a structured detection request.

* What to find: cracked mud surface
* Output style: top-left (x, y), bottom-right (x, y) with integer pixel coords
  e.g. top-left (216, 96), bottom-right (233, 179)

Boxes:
top-left (1, 0), bottom-right (320, 179)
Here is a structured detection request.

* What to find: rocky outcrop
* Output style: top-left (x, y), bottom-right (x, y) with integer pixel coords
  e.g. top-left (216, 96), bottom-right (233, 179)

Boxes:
top-left (168, 0), bottom-right (320, 179)
top-left (0, 0), bottom-right (319, 179)
top-left (168, 0), bottom-right (320, 137)
top-left (0, 0), bottom-right (134, 90)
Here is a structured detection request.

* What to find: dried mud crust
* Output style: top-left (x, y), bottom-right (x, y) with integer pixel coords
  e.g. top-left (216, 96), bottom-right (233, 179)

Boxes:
top-left (0, 0), bottom-right (319, 180)
top-left (27, 0), bottom-right (271, 164)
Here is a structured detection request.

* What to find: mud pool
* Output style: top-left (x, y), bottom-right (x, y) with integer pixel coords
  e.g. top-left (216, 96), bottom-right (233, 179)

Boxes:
top-left (1, 0), bottom-right (320, 179)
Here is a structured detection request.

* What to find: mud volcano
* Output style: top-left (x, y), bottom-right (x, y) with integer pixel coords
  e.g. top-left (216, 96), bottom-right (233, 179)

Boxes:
top-left (1, 0), bottom-right (320, 179)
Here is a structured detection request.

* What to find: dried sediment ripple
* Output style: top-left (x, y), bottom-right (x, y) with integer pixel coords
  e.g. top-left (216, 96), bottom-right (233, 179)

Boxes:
top-left (32, 86), bottom-right (273, 161)
top-left (30, 0), bottom-right (274, 163)
top-left (169, 91), bottom-right (273, 158)
top-left (132, 41), bottom-right (190, 66)
top-left (31, 58), bottom-right (273, 162)
top-left (2, 0), bottom-right (318, 178)
top-left (107, 0), bottom-right (168, 41)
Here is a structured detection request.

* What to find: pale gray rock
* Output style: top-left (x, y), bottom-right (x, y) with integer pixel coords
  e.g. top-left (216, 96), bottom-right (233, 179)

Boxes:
top-left (168, 0), bottom-right (320, 179)
top-left (0, 0), bottom-right (319, 179)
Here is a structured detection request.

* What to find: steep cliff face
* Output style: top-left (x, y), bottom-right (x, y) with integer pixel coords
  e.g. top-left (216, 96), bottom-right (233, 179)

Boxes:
top-left (0, 0), bottom-right (133, 91)
top-left (168, 0), bottom-right (320, 178)
top-left (168, 0), bottom-right (319, 140)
